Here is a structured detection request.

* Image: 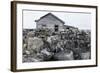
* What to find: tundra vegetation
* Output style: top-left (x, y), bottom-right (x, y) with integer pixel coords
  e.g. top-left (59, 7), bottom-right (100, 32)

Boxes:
top-left (23, 28), bottom-right (91, 62)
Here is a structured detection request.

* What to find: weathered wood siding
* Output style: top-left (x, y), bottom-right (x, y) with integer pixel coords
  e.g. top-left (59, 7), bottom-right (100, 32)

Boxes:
top-left (36, 14), bottom-right (64, 32)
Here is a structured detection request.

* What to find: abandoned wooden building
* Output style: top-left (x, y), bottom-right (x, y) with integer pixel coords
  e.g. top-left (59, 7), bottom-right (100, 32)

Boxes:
top-left (35, 13), bottom-right (65, 32)
top-left (35, 13), bottom-right (78, 32)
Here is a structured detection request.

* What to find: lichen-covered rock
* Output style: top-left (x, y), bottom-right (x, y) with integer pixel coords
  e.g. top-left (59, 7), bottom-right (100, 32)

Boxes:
top-left (27, 37), bottom-right (44, 51)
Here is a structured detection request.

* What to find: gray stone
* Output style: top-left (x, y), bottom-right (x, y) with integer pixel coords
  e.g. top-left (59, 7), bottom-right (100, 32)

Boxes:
top-left (27, 37), bottom-right (44, 51)
top-left (54, 50), bottom-right (74, 60)
top-left (80, 52), bottom-right (90, 59)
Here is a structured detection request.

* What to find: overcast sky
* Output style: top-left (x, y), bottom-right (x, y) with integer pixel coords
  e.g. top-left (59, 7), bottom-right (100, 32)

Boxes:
top-left (23, 10), bottom-right (91, 30)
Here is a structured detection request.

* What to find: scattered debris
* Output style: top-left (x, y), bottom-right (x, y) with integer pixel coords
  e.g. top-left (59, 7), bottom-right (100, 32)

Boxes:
top-left (23, 28), bottom-right (91, 62)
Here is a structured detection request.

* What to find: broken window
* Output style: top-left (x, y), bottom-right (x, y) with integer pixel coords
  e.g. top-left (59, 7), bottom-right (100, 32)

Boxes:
top-left (55, 25), bottom-right (59, 32)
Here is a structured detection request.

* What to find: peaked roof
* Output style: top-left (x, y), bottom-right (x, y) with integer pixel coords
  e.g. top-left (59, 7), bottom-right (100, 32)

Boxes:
top-left (35, 13), bottom-right (65, 24)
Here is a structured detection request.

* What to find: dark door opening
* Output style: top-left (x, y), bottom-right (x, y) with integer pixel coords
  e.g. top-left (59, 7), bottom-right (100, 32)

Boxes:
top-left (55, 25), bottom-right (59, 32)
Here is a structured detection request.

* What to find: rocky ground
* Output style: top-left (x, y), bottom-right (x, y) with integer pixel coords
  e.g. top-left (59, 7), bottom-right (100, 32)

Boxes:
top-left (22, 28), bottom-right (91, 62)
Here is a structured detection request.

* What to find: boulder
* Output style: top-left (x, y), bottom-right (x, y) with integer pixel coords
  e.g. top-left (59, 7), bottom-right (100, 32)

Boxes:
top-left (80, 51), bottom-right (90, 59)
top-left (23, 44), bottom-right (27, 49)
top-left (23, 55), bottom-right (43, 62)
top-left (27, 31), bottom-right (35, 37)
top-left (40, 49), bottom-right (53, 60)
top-left (54, 50), bottom-right (74, 60)
top-left (27, 37), bottom-right (44, 52)
top-left (47, 35), bottom-right (60, 44)
top-left (47, 37), bottom-right (52, 44)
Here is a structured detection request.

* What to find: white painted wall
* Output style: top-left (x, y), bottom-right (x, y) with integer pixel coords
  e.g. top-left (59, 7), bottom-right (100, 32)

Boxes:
top-left (0, 0), bottom-right (99, 73)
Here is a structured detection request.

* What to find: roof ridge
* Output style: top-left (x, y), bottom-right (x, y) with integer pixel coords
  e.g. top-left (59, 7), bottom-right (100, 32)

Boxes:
top-left (35, 13), bottom-right (65, 24)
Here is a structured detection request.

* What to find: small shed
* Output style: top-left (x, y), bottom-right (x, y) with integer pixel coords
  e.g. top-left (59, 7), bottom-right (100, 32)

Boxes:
top-left (35, 13), bottom-right (65, 32)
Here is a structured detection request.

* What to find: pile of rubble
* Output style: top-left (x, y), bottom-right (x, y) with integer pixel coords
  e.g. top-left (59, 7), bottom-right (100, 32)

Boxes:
top-left (23, 28), bottom-right (91, 62)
